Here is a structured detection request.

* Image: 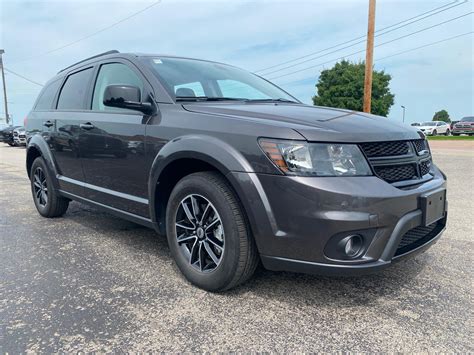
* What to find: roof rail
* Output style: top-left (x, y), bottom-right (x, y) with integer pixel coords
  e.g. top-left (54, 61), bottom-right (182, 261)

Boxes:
top-left (58, 50), bottom-right (120, 74)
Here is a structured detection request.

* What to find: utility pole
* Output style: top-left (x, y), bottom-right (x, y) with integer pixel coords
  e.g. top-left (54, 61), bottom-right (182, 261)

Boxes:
top-left (0, 49), bottom-right (9, 125)
top-left (401, 105), bottom-right (406, 123)
top-left (363, 0), bottom-right (376, 114)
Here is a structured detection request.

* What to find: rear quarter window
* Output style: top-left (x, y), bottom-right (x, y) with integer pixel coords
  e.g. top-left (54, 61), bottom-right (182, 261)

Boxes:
top-left (34, 79), bottom-right (62, 110)
top-left (57, 68), bottom-right (94, 110)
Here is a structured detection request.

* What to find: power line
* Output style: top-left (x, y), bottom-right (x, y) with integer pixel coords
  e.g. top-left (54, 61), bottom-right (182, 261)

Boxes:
top-left (10, 1), bottom-right (162, 65)
top-left (255, 0), bottom-right (467, 75)
top-left (268, 11), bottom-right (473, 81)
top-left (277, 31), bottom-right (473, 87)
top-left (375, 31), bottom-right (473, 61)
top-left (4, 68), bottom-right (44, 87)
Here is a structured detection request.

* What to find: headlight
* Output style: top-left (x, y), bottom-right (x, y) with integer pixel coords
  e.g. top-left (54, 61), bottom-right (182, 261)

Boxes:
top-left (259, 139), bottom-right (372, 176)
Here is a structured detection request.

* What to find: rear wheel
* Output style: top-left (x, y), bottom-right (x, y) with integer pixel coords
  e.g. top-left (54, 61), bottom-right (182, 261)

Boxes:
top-left (452, 133), bottom-right (460, 136)
top-left (166, 171), bottom-right (259, 292)
top-left (445, 129), bottom-right (450, 136)
top-left (30, 157), bottom-right (69, 218)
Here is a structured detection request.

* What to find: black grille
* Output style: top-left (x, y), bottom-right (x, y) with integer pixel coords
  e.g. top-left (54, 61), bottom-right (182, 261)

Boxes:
top-left (413, 139), bottom-right (428, 154)
top-left (360, 141), bottom-right (410, 157)
top-left (395, 221), bottom-right (444, 256)
top-left (374, 164), bottom-right (417, 183)
top-left (419, 160), bottom-right (431, 176)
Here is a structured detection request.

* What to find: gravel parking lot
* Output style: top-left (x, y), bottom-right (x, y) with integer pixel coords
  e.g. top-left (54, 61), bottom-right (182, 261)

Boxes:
top-left (1, 142), bottom-right (473, 352)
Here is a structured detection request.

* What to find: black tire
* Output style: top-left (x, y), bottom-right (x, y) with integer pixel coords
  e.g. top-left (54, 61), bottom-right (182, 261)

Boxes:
top-left (166, 171), bottom-right (259, 292)
top-left (445, 129), bottom-right (450, 136)
top-left (30, 157), bottom-right (69, 218)
top-left (432, 130), bottom-right (437, 136)
top-left (452, 133), bottom-right (459, 136)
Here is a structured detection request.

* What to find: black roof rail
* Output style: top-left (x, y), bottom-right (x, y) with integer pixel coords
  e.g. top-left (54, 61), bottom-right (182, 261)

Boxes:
top-left (58, 50), bottom-right (120, 74)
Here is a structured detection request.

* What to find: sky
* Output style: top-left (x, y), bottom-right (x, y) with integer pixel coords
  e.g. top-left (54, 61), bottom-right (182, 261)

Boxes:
top-left (0, 0), bottom-right (473, 126)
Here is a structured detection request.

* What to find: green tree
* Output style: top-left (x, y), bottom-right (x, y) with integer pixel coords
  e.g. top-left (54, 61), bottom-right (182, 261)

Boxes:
top-left (432, 110), bottom-right (450, 123)
top-left (312, 60), bottom-right (395, 116)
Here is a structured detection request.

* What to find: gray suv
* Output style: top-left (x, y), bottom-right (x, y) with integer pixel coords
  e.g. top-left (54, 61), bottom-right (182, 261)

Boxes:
top-left (25, 51), bottom-right (447, 291)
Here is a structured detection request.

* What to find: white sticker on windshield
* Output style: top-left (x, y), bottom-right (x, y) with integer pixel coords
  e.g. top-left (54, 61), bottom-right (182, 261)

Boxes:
top-left (153, 59), bottom-right (163, 64)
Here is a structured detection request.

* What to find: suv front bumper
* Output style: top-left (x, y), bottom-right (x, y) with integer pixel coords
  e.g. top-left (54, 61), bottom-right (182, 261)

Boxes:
top-left (228, 165), bottom-right (447, 276)
top-left (14, 137), bottom-right (27, 145)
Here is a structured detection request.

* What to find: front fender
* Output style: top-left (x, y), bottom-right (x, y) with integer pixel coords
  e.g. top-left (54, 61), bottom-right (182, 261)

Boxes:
top-left (148, 134), bottom-right (254, 226)
top-left (27, 134), bottom-right (60, 190)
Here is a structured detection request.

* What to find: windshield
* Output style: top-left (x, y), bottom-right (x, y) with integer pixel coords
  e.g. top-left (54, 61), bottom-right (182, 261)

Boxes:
top-left (142, 57), bottom-right (297, 102)
top-left (421, 122), bottom-right (437, 126)
top-left (461, 116), bottom-right (474, 122)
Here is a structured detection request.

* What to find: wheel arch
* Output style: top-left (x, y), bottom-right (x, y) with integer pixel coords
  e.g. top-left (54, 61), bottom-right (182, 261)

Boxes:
top-left (148, 135), bottom-right (254, 235)
top-left (26, 135), bottom-right (60, 190)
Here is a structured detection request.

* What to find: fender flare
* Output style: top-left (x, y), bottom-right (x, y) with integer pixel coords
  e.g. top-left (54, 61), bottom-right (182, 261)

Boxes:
top-left (148, 134), bottom-right (254, 228)
top-left (27, 134), bottom-right (60, 190)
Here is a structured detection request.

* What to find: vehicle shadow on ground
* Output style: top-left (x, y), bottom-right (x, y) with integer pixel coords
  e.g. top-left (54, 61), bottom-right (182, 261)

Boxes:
top-left (66, 201), bottom-right (429, 307)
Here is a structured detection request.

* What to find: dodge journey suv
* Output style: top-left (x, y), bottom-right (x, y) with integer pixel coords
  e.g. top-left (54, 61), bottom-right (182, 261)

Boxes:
top-left (26, 51), bottom-right (447, 291)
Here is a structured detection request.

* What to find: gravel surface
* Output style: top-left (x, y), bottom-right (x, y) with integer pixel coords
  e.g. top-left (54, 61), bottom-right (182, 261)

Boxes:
top-left (1, 142), bottom-right (473, 352)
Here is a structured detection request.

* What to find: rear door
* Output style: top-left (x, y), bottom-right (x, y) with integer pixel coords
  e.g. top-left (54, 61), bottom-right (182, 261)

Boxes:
top-left (79, 60), bottom-right (150, 217)
top-left (27, 77), bottom-right (62, 144)
top-left (50, 67), bottom-right (94, 196)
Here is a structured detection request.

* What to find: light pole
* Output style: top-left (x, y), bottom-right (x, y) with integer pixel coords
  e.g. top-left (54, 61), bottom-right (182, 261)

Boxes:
top-left (401, 105), bottom-right (406, 123)
top-left (0, 49), bottom-right (9, 125)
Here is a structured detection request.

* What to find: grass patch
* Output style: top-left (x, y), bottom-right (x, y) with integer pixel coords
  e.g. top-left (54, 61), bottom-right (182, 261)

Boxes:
top-left (427, 135), bottom-right (474, 140)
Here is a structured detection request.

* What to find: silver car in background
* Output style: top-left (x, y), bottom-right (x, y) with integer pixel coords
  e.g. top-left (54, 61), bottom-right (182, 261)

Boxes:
top-left (13, 127), bottom-right (27, 146)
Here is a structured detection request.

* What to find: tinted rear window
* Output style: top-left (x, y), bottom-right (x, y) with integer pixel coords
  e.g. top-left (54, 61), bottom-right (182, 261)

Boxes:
top-left (35, 79), bottom-right (62, 110)
top-left (57, 68), bottom-right (93, 110)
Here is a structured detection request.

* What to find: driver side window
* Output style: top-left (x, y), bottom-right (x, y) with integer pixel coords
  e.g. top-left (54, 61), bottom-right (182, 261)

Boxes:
top-left (92, 63), bottom-right (144, 112)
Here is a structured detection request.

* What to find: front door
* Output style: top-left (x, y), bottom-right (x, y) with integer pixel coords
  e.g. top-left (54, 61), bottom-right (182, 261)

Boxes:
top-left (79, 61), bottom-right (150, 217)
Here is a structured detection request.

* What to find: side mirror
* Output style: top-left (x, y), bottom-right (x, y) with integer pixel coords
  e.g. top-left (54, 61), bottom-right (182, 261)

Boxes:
top-left (103, 85), bottom-right (154, 114)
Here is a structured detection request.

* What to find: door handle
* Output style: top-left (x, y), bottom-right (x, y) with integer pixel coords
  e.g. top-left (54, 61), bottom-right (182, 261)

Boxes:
top-left (43, 120), bottom-right (53, 128)
top-left (80, 122), bottom-right (95, 130)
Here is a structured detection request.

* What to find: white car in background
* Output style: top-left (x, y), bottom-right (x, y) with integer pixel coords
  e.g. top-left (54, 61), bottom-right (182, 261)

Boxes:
top-left (13, 127), bottom-right (27, 146)
top-left (418, 121), bottom-right (450, 136)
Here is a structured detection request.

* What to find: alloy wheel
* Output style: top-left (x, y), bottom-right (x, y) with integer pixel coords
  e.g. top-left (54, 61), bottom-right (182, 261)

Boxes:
top-left (33, 167), bottom-right (48, 207)
top-left (175, 194), bottom-right (225, 272)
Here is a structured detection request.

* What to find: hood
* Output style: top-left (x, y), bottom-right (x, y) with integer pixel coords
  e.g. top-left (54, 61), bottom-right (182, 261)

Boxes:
top-left (183, 102), bottom-right (422, 142)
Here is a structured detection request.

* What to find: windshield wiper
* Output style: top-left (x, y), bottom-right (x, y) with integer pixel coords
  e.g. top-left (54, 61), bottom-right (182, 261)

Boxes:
top-left (244, 98), bottom-right (299, 104)
top-left (176, 96), bottom-right (246, 102)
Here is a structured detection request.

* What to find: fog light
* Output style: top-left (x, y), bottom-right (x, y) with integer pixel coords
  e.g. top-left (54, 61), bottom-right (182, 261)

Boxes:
top-left (343, 235), bottom-right (363, 257)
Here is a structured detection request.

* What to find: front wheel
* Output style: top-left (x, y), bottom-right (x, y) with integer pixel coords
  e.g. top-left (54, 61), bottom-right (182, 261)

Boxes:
top-left (432, 130), bottom-right (438, 136)
top-left (30, 157), bottom-right (69, 217)
top-left (166, 171), bottom-right (259, 292)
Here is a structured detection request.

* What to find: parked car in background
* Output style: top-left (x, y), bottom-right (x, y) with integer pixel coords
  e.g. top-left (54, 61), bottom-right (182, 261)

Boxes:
top-left (452, 116), bottom-right (474, 136)
top-left (410, 122), bottom-right (420, 127)
top-left (1, 125), bottom-right (22, 146)
top-left (25, 51), bottom-right (447, 291)
top-left (418, 121), bottom-right (450, 136)
top-left (13, 127), bottom-right (27, 146)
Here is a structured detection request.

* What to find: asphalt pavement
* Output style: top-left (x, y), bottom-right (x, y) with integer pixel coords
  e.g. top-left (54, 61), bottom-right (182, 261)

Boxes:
top-left (1, 142), bottom-right (473, 352)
